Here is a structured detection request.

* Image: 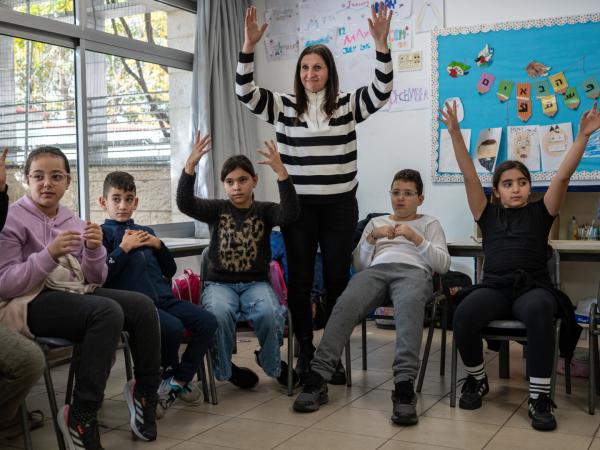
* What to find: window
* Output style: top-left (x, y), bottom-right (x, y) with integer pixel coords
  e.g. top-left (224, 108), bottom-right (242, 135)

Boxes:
top-left (0, 37), bottom-right (78, 212)
top-left (2, 0), bottom-right (76, 24)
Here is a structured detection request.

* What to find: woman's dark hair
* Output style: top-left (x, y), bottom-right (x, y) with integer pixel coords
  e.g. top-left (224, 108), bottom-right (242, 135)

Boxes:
top-left (220, 155), bottom-right (257, 201)
top-left (491, 160), bottom-right (531, 206)
top-left (24, 146), bottom-right (70, 176)
top-left (293, 44), bottom-right (339, 126)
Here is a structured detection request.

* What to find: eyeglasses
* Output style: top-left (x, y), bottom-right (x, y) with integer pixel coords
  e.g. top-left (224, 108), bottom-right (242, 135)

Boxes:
top-left (389, 190), bottom-right (419, 199)
top-left (27, 173), bottom-right (69, 185)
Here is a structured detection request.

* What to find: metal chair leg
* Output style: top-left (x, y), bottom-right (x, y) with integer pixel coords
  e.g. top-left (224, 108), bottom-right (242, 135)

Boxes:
top-left (595, 334), bottom-right (600, 397)
top-left (206, 348), bottom-right (218, 405)
top-left (20, 402), bottom-right (32, 450)
top-left (36, 343), bottom-right (66, 450)
top-left (499, 341), bottom-right (510, 379)
top-left (450, 335), bottom-right (458, 407)
top-left (198, 361), bottom-right (209, 402)
top-left (440, 297), bottom-right (447, 374)
top-left (361, 318), bottom-right (367, 370)
top-left (565, 358), bottom-right (571, 394)
top-left (287, 309), bottom-right (293, 397)
top-left (417, 300), bottom-right (438, 393)
top-left (591, 314), bottom-right (596, 414)
top-left (345, 341), bottom-right (352, 387)
top-left (65, 346), bottom-right (78, 405)
top-left (550, 319), bottom-right (561, 402)
top-left (122, 332), bottom-right (133, 381)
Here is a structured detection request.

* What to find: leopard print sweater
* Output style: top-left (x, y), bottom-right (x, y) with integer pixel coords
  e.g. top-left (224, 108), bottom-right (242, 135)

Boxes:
top-left (176, 170), bottom-right (300, 283)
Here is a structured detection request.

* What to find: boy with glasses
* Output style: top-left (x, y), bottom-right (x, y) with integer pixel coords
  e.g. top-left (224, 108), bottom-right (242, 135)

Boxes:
top-left (293, 169), bottom-right (451, 425)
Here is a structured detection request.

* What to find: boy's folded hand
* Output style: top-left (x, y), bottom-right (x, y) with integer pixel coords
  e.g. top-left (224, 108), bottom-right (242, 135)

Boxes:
top-left (120, 230), bottom-right (150, 253)
top-left (143, 234), bottom-right (162, 250)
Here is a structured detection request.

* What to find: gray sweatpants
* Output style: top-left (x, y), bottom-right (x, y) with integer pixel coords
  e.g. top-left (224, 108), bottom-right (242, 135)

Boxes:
top-left (0, 324), bottom-right (45, 421)
top-left (311, 263), bottom-right (432, 385)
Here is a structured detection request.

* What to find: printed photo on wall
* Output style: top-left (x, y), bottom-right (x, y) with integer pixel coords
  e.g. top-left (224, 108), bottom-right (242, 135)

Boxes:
top-left (439, 129), bottom-right (471, 173)
top-left (473, 128), bottom-right (502, 173)
top-left (583, 128), bottom-right (600, 158)
top-left (507, 125), bottom-right (541, 172)
top-left (540, 123), bottom-right (573, 172)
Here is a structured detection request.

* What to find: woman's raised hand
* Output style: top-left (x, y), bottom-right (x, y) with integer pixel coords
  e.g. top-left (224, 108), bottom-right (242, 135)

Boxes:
top-left (438, 101), bottom-right (460, 135)
top-left (184, 131), bottom-right (212, 176)
top-left (243, 6), bottom-right (268, 53)
top-left (257, 140), bottom-right (288, 180)
top-left (368, 2), bottom-right (393, 52)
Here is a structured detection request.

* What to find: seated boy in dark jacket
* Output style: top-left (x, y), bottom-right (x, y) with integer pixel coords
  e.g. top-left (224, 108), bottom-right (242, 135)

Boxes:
top-left (100, 172), bottom-right (217, 419)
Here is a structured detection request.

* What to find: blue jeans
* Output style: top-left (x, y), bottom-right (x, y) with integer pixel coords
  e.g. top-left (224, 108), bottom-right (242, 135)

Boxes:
top-left (201, 281), bottom-right (286, 381)
top-left (157, 297), bottom-right (218, 383)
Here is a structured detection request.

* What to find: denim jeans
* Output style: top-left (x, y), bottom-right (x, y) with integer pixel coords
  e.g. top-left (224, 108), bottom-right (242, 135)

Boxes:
top-left (201, 281), bottom-right (286, 381)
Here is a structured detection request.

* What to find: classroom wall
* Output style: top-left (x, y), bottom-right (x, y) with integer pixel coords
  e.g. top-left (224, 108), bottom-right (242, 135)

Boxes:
top-left (246, 0), bottom-right (600, 303)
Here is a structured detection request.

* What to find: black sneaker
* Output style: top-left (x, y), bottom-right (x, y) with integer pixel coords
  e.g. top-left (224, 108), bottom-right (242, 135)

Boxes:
top-left (228, 363), bottom-right (260, 389)
top-left (329, 360), bottom-right (347, 385)
top-left (293, 370), bottom-right (328, 413)
top-left (58, 405), bottom-right (104, 450)
top-left (124, 380), bottom-right (159, 441)
top-left (254, 350), bottom-right (300, 389)
top-left (391, 380), bottom-right (418, 425)
top-left (458, 374), bottom-right (489, 410)
top-left (528, 394), bottom-right (557, 431)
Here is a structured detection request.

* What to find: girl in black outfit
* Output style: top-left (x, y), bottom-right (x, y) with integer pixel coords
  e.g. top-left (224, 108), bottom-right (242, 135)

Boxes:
top-left (439, 101), bottom-right (600, 431)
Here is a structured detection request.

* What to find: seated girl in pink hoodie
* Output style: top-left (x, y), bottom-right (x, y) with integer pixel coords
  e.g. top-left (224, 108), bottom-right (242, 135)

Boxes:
top-left (0, 147), bottom-right (162, 450)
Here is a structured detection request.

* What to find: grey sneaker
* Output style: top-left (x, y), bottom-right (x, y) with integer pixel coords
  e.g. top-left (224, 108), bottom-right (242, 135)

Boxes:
top-left (293, 370), bottom-right (328, 413)
top-left (179, 382), bottom-right (204, 406)
top-left (391, 380), bottom-right (418, 425)
top-left (156, 378), bottom-right (182, 419)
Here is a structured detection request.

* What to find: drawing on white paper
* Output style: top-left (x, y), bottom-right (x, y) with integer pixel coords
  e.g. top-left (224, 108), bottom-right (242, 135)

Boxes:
top-left (540, 123), bottom-right (573, 172)
top-left (439, 129), bottom-right (470, 173)
top-left (265, 4), bottom-right (300, 37)
top-left (473, 128), bottom-right (502, 173)
top-left (387, 19), bottom-right (412, 51)
top-left (507, 125), bottom-right (540, 172)
top-left (299, 29), bottom-right (337, 53)
top-left (299, 3), bottom-right (337, 31)
top-left (442, 97), bottom-right (464, 123)
top-left (388, 78), bottom-right (430, 112)
top-left (337, 51), bottom-right (377, 92)
top-left (265, 34), bottom-right (300, 62)
top-left (413, 0), bottom-right (444, 33)
top-left (335, 0), bottom-right (373, 26)
top-left (374, 0), bottom-right (411, 19)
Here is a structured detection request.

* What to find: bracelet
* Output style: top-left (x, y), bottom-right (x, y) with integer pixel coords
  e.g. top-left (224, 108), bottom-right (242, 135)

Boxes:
top-left (371, 230), bottom-right (377, 241)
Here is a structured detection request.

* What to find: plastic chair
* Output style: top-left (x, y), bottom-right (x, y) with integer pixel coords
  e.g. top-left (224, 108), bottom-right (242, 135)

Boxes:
top-left (345, 272), bottom-right (447, 391)
top-left (197, 248), bottom-right (295, 405)
top-left (34, 332), bottom-right (133, 450)
top-left (450, 248), bottom-right (570, 407)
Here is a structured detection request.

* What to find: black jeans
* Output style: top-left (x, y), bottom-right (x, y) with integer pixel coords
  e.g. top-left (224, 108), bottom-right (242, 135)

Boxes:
top-left (27, 288), bottom-right (162, 413)
top-left (282, 197), bottom-right (358, 336)
top-left (453, 286), bottom-right (558, 379)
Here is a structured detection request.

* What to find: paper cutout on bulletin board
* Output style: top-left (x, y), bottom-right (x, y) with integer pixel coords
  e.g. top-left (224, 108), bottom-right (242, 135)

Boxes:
top-left (583, 128), bottom-right (600, 157)
top-left (540, 95), bottom-right (558, 117)
top-left (475, 44), bottom-right (493, 69)
top-left (563, 87), bottom-right (580, 110)
top-left (442, 97), bottom-right (464, 122)
top-left (299, 4), bottom-right (337, 31)
top-left (517, 101), bottom-right (532, 123)
top-left (526, 61), bottom-right (551, 79)
top-left (374, 0), bottom-right (411, 19)
top-left (299, 29), bottom-right (337, 53)
top-left (265, 4), bottom-right (300, 37)
top-left (414, 0), bottom-right (443, 33)
top-left (533, 80), bottom-right (550, 99)
top-left (388, 78), bottom-right (430, 112)
top-left (516, 83), bottom-right (531, 101)
top-left (550, 71), bottom-right (568, 95)
top-left (540, 123), bottom-right (573, 172)
top-left (397, 51), bottom-right (421, 71)
top-left (447, 61), bottom-right (470, 78)
top-left (387, 19), bottom-right (412, 51)
top-left (265, 34), bottom-right (300, 62)
top-left (476, 73), bottom-right (495, 94)
top-left (439, 129), bottom-right (470, 173)
top-left (581, 76), bottom-right (600, 100)
top-left (497, 80), bottom-right (514, 102)
top-left (507, 125), bottom-right (541, 172)
top-left (473, 128), bottom-right (502, 173)
top-left (337, 51), bottom-right (377, 92)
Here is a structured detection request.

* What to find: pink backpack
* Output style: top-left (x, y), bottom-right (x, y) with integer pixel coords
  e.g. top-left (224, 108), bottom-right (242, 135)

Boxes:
top-left (172, 269), bottom-right (202, 338)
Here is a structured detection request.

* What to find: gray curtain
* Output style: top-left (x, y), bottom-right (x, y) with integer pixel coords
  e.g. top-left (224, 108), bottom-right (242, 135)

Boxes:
top-left (190, 0), bottom-right (258, 238)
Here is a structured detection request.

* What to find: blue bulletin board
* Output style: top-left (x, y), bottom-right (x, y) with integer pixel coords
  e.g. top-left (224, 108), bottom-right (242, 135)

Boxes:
top-left (431, 13), bottom-right (600, 184)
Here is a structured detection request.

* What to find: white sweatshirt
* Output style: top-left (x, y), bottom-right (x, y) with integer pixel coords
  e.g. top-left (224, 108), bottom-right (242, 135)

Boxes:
top-left (352, 214), bottom-right (451, 275)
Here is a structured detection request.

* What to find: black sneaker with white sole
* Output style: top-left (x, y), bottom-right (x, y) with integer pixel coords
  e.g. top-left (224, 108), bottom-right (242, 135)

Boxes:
top-left (528, 394), bottom-right (557, 431)
top-left (228, 363), bottom-right (260, 389)
top-left (293, 370), bottom-right (328, 413)
top-left (254, 350), bottom-right (300, 388)
top-left (124, 380), bottom-right (159, 441)
top-left (458, 374), bottom-right (489, 410)
top-left (391, 380), bottom-right (418, 425)
top-left (57, 405), bottom-right (104, 450)
top-left (329, 360), bottom-right (346, 386)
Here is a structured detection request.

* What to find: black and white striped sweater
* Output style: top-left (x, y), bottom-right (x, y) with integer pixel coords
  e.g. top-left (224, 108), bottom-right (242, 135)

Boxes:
top-left (236, 51), bottom-right (393, 204)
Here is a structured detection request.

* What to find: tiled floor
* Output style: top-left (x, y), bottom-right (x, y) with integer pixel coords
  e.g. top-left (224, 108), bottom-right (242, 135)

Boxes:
top-left (2, 322), bottom-right (599, 450)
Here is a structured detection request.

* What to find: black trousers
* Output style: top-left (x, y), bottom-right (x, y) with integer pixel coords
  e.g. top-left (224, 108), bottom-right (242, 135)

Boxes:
top-left (453, 286), bottom-right (558, 379)
top-left (282, 197), bottom-right (358, 336)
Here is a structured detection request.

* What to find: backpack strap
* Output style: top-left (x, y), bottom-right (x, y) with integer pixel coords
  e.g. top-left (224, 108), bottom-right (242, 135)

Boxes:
top-left (172, 279), bottom-right (183, 299)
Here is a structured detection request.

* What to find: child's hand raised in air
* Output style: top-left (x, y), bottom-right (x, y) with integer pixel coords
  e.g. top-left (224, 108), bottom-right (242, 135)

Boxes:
top-left (579, 101), bottom-right (600, 137)
top-left (48, 230), bottom-right (82, 260)
top-left (120, 230), bottom-right (150, 253)
top-left (257, 140), bottom-right (289, 181)
top-left (437, 100), bottom-right (460, 135)
top-left (83, 222), bottom-right (103, 250)
top-left (185, 131), bottom-right (212, 176)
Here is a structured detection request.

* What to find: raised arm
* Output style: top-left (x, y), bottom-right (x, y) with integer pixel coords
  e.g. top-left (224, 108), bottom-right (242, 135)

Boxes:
top-left (438, 101), bottom-right (487, 220)
top-left (545, 102), bottom-right (600, 216)
top-left (351, 3), bottom-right (394, 123)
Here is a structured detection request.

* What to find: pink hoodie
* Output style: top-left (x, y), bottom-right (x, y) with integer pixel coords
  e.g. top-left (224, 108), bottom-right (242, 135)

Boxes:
top-left (0, 196), bottom-right (107, 299)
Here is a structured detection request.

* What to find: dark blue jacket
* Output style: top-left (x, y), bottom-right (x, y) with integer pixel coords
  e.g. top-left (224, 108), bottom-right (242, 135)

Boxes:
top-left (101, 219), bottom-right (177, 305)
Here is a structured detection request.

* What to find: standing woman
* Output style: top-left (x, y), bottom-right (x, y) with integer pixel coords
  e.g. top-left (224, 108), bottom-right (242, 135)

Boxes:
top-left (236, 3), bottom-right (394, 384)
